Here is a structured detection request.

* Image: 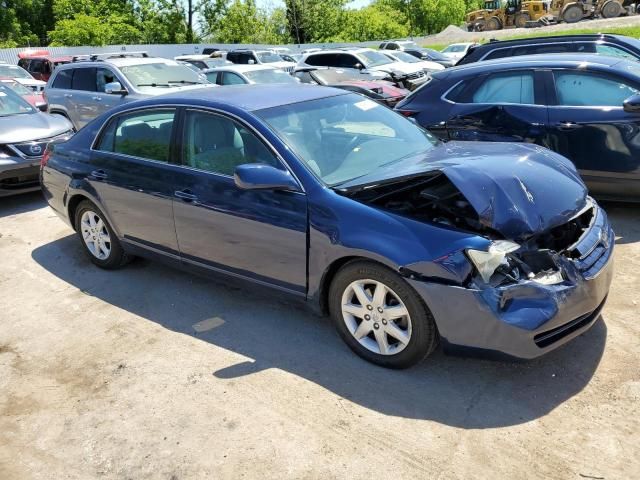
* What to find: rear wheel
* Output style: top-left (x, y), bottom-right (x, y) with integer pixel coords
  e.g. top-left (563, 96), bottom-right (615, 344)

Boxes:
top-left (601, 0), bottom-right (622, 18)
top-left (562, 4), bottom-right (583, 23)
top-left (329, 261), bottom-right (438, 369)
top-left (74, 200), bottom-right (130, 269)
top-left (515, 12), bottom-right (530, 28)
top-left (486, 16), bottom-right (503, 30)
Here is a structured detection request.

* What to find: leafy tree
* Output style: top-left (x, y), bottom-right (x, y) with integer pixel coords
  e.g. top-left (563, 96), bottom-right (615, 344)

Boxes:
top-left (340, 4), bottom-right (409, 42)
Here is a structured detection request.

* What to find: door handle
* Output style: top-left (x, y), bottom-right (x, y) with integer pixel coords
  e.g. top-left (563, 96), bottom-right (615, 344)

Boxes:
top-left (174, 189), bottom-right (198, 202)
top-left (555, 121), bottom-right (581, 130)
top-left (90, 169), bottom-right (108, 180)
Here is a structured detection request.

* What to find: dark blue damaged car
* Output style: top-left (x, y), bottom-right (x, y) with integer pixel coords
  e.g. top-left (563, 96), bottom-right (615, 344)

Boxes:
top-left (41, 85), bottom-right (614, 368)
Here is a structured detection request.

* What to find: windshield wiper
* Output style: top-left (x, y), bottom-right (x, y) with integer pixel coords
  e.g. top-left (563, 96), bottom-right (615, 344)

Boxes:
top-left (137, 83), bottom-right (172, 87)
top-left (167, 80), bottom-right (203, 85)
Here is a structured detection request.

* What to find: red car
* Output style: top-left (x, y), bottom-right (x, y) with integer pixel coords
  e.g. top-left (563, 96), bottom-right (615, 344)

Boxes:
top-left (0, 77), bottom-right (46, 110)
top-left (17, 50), bottom-right (73, 82)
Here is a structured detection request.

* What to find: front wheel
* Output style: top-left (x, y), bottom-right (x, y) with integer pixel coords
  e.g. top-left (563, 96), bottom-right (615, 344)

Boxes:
top-left (329, 261), bottom-right (438, 368)
top-left (75, 200), bottom-right (130, 269)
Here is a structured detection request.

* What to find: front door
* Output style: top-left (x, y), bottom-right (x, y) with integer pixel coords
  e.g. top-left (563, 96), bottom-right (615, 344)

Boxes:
top-left (446, 70), bottom-right (548, 144)
top-left (544, 69), bottom-right (640, 199)
top-left (88, 108), bottom-right (180, 254)
top-left (172, 109), bottom-right (308, 294)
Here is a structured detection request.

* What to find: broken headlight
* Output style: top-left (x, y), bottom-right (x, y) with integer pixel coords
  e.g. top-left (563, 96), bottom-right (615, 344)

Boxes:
top-left (466, 240), bottom-right (520, 283)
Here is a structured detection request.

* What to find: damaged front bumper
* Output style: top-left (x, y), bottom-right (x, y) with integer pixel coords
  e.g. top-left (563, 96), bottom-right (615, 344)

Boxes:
top-left (408, 206), bottom-right (615, 360)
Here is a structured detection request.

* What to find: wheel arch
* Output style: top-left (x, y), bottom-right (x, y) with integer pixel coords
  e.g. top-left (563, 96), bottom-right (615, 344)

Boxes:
top-left (67, 193), bottom-right (90, 231)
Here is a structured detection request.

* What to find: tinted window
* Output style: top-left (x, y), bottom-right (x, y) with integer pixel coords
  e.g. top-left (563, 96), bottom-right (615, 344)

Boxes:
top-left (71, 68), bottom-right (96, 91)
top-left (221, 72), bottom-right (246, 85)
top-left (472, 72), bottom-right (534, 104)
top-left (512, 44), bottom-right (571, 56)
top-left (183, 110), bottom-right (280, 175)
top-left (97, 110), bottom-right (175, 162)
top-left (52, 69), bottom-right (73, 89)
top-left (29, 60), bottom-right (44, 73)
top-left (96, 68), bottom-right (118, 92)
top-left (484, 48), bottom-right (513, 60)
top-left (554, 72), bottom-right (640, 106)
top-left (595, 43), bottom-right (638, 60)
top-left (338, 54), bottom-right (361, 69)
top-left (444, 80), bottom-right (471, 102)
top-left (306, 54), bottom-right (338, 67)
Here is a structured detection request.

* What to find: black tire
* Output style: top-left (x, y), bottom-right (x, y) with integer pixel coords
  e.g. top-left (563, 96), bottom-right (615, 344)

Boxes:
top-left (486, 16), bottom-right (502, 30)
top-left (328, 260), bottom-right (438, 369)
top-left (515, 12), bottom-right (530, 28)
top-left (601, 0), bottom-right (622, 18)
top-left (562, 4), bottom-right (583, 23)
top-left (74, 200), bottom-right (130, 269)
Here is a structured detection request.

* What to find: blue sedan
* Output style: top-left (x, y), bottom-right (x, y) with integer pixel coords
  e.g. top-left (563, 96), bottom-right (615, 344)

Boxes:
top-left (41, 85), bottom-right (614, 368)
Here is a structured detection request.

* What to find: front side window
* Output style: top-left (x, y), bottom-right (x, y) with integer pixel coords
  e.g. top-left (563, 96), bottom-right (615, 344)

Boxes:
top-left (71, 68), bottom-right (96, 91)
top-left (182, 110), bottom-right (280, 176)
top-left (97, 109), bottom-right (175, 162)
top-left (472, 71), bottom-right (535, 104)
top-left (221, 72), bottom-right (246, 85)
top-left (96, 68), bottom-right (118, 92)
top-left (554, 71), bottom-right (640, 106)
top-left (257, 93), bottom-right (439, 186)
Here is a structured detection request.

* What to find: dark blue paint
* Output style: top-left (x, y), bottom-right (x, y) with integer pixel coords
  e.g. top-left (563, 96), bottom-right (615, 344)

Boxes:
top-left (42, 85), bottom-right (614, 359)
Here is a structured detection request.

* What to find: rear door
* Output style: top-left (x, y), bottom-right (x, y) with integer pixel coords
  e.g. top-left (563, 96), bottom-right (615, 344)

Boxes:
top-left (172, 108), bottom-right (308, 294)
top-left (89, 108), bottom-right (181, 254)
top-left (445, 69), bottom-right (548, 144)
top-left (69, 67), bottom-right (98, 129)
top-left (544, 68), bottom-right (640, 199)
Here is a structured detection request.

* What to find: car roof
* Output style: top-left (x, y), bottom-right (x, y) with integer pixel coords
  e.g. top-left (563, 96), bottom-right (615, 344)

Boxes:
top-left (474, 33), bottom-right (626, 49)
top-left (59, 56), bottom-right (181, 69)
top-left (203, 64), bottom-right (276, 73)
top-left (138, 84), bottom-right (349, 111)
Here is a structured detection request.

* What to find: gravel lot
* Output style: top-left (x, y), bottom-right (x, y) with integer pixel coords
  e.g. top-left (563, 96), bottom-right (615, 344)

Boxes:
top-left (1, 192), bottom-right (639, 480)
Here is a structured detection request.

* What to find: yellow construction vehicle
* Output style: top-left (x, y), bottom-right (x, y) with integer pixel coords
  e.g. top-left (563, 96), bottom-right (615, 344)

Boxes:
top-left (466, 0), bottom-right (523, 31)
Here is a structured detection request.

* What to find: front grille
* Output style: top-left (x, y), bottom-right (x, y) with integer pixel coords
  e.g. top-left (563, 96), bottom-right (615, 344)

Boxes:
top-left (0, 173), bottom-right (39, 189)
top-left (282, 66), bottom-right (294, 73)
top-left (7, 130), bottom-right (73, 159)
top-left (569, 207), bottom-right (613, 278)
top-left (534, 297), bottom-right (606, 348)
top-left (406, 71), bottom-right (425, 80)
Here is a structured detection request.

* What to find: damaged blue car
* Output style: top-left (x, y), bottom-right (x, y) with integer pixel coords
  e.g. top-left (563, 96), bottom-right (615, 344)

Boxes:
top-left (41, 85), bottom-right (614, 368)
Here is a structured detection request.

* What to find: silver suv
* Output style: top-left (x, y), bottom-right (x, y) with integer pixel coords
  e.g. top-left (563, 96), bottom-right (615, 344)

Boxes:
top-left (45, 52), bottom-right (211, 130)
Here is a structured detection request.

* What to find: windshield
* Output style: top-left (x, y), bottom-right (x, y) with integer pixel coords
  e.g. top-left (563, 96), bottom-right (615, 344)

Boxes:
top-left (257, 52), bottom-right (285, 63)
top-left (425, 48), bottom-right (448, 61)
top-left (392, 52), bottom-right (420, 63)
top-left (120, 62), bottom-right (203, 87)
top-left (245, 69), bottom-right (298, 84)
top-left (443, 44), bottom-right (468, 53)
top-left (0, 65), bottom-right (33, 79)
top-left (0, 85), bottom-right (35, 116)
top-left (357, 50), bottom-right (393, 68)
top-left (257, 94), bottom-right (438, 186)
top-left (1, 80), bottom-right (31, 96)
top-left (310, 68), bottom-right (374, 84)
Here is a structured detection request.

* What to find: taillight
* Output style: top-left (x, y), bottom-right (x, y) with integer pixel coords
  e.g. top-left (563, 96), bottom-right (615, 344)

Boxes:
top-left (398, 109), bottom-right (417, 117)
top-left (40, 146), bottom-right (52, 167)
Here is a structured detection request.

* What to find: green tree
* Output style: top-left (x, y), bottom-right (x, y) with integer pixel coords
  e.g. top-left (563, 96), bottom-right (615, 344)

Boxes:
top-left (340, 3), bottom-right (409, 42)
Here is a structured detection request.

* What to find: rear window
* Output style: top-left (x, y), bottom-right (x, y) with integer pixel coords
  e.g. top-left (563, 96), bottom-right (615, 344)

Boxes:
top-left (484, 48), bottom-right (513, 60)
top-left (52, 69), bottom-right (72, 89)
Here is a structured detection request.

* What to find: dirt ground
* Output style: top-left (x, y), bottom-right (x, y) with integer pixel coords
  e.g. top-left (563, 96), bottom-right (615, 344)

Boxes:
top-left (0, 192), bottom-right (638, 480)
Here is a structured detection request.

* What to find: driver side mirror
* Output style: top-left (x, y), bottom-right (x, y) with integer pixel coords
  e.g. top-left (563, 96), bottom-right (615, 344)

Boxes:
top-left (623, 94), bottom-right (640, 113)
top-left (105, 81), bottom-right (127, 95)
top-left (248, 59), bottom-right (256, 65)
top-left (354, 63), bottom-right (364, 70)
top-left (234, 164), bottom-right (300, 192)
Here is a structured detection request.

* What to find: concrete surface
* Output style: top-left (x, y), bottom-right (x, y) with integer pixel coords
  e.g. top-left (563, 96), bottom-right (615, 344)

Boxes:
top-left (0, 192), bottom-right (638, 480)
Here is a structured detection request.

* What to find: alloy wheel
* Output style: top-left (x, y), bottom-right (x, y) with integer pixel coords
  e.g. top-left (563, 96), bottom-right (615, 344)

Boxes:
top-left (80, 210), bottom-right (111, 260)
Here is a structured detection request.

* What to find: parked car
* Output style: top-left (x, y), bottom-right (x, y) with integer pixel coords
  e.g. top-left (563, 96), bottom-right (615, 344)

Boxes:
top-left (41, 85), bottom-right (613, 368)
top-left (293, 67), bottom-right (409, 107)
top-left (440, 43), bottom-right (479, 63)
top-left (379, 40), bottom-right (455, 67)
top-left (298, 48), bottom-right (428, 90)
top-left (226, 49), bottom-right (296, 72)
top-left (17, 52), bottom-right (72, 82)
top-left (204, 65), bottom-right (298, 85)
top-left (0, 84), bottom-right (73, 196)
top-left (456, 34), bottom-right (640, 65)
top-left (395, 54), bottom-right (640, 201)
top-left (280, 53), bottom-right (302, 63)
top-left (174, 54), bottom-right (231, 70)
top-left (0, 62), bottom-right (46, 92)
top-left (382, 51), bottom-right (445, 74)
top-left (45, 52), bottom-right (211, 130)
top-left (0, 77), bottom-right (46, 110)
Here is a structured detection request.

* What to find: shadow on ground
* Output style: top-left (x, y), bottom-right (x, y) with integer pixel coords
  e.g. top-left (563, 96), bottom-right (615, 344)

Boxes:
top-left (0, 191), bottom-right (45, 219)
top-left (32, 233), bottom-right (608, 429)
top-left (601, 201), bottom-right (640, 245)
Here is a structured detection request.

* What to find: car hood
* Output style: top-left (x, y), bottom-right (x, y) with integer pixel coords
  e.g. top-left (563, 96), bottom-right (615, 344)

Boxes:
top-left (415, 60), bottom-right (445, 71)
top-left (0, 112), bottom-right (72, 143)
top-left (14, 78), bottom-right (46, 87)
top-left (369, 63), bottom-right (422, 75)
top-left (338, 141), bottom-right (587, 240)
top-left (265, 61), bottom-right (295, 69)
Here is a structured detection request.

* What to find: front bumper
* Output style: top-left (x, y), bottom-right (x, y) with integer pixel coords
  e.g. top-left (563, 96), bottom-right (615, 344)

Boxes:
top-left (0, 156), bottom-right (41, 197)
top-left (409, 207), bottom-right (615, 360)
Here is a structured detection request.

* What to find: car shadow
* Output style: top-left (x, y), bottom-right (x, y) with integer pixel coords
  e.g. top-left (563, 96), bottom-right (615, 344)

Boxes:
top-left (601, 202), bottom-right (640, 245)
top-left (0, 191), bottom-right (46, 219)
top-left (31, 234), bottom-right (607, 429)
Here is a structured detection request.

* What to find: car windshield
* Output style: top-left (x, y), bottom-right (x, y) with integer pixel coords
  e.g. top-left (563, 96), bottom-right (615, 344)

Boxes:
top-left (1, 80), bottom-right (31, 96)
top-left (392, 52), bottom-right (420, 63)
top-left (245, 69), bottom-right (298, 84)
top-left (0, 65), bottom-right (33, 79)
top-left (119, 62), bottom-right (203, 87)
top-left (257, 93), bottom-right (438, 186)
top-left (310, 68), bottom-right (374, 84)
top-left (357, 50), bottom-right (393, 67)
top-left (425, 48), bottom-right (448, 60)
top-left (443, 44), bottom-right (468, 53)
top-left (0, 85), bottom-right (35, 116)
top-left (257, 52), bottom-right (285, 63)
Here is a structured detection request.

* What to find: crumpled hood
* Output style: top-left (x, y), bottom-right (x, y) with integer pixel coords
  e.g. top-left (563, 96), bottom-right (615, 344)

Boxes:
top-left (0, 111), bottom-right (72, 143)
top-left (342, 141), bottom-right (588, 240)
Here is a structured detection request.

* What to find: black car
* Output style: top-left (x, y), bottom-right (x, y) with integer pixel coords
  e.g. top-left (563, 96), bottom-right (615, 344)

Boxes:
top-left (396, 54), bottom-right (640, 201)
top-left (457, 34), bottom-right (640, 65)
top-left (379, 40), bottom-right (455, 68)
